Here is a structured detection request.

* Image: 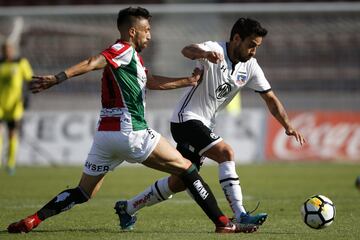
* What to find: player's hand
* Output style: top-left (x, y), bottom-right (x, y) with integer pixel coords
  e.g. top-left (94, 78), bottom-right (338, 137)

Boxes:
top-left (285, 128), bottom-right (306, 146)
top-left (30, 75), bottom-right (58, 93)
top-left (187, 68), bottom-right (203, 86)
top-left (204, 51), bottom-right (224, 64)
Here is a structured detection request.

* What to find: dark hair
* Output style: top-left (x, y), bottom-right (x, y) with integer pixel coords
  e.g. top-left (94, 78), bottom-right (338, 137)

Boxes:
top-left (230, 18), bottom-right (267, 41)
top-left (117, 7), bottom-right (151, 30)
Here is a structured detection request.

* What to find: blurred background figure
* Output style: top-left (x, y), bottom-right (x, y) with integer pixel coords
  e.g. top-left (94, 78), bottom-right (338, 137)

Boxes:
top-left (0, 41), bottom-right (33, 175)
top-left (226, 92), bottom-right (242, 115)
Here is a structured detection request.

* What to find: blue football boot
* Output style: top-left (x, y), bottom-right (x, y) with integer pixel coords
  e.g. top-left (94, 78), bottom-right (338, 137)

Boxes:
top-left (238, 212), bottom-right (268, 226)
top-left (114, 200), bottom-right (137, 231)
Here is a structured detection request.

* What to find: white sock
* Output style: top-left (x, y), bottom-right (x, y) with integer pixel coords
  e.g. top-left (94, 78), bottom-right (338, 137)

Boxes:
top-left (219, 161), bottom-right (246, 220)
top-left (126, 177), bottom-right (173, 215)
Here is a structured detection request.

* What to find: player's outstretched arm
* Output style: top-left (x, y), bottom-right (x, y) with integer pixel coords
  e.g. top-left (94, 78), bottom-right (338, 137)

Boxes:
top-left (260, 90), bottom-right (306, 145)
top-left (182, 44), bottom-right (223, 64)
top-left (146, 68), bottom-right (202, 90)
top-left (30, 54), bottom-right (107, 93)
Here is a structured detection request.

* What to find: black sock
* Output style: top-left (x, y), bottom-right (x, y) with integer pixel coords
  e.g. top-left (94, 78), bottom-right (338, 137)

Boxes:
top-left (179, 164), bottom-right (227, 226)
top-left (37, 187), bottom-right (89, 221)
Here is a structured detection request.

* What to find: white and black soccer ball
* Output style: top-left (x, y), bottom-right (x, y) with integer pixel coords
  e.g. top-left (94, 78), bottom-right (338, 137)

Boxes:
top-left (300, 195), bottom-right (336, 229)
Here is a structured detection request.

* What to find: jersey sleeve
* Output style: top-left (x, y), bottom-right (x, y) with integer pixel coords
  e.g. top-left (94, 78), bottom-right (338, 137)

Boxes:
top-left (245, 59), bottom-right (271, 93)
top-left (19, 58), bottom-right (33, 82)
top-left (101, 42), bottom-right (133, 69)
top-left (196, 41), bottom-right (213, 52)
top-left (194, 41), bottom-right (220, 69)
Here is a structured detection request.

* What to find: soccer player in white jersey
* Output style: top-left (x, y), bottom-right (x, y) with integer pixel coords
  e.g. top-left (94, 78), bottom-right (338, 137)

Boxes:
top-left (119, 17), bottom-right (306, 231)
top-left (7, 7), bottom-right (244, 234)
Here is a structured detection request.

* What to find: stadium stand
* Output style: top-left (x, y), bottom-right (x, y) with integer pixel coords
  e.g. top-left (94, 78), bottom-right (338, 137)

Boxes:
top-left (0, 2), bottom-right (359, 110)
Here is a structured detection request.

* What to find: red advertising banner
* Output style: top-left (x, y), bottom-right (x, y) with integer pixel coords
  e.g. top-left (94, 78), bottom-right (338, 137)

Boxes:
top-left (265, 111), bottom-right (360, 161)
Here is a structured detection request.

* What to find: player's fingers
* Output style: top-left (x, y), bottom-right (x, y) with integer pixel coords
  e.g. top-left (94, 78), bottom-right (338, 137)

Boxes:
top-left (214, 55), bottom-right (222, 64)
top-left (295, 132), bottom-right (306, 146)
top-left (189, 81), bottom-right (198, 87)
top-left (192, 68), bottom-right (203, 79)
top-left (29, 82), bottom-right (39, 90)
top-left (209, 56), bottom-right (218, 64)
top-left (30, 81), bottom-right (48, 93)
top-left (295, 134), bottom-right (301, 145)
top-left (299, 134), bottom-right (306, 145)
top-left (31, 86), bottom-right (41, 93)
top-left (208, 52), bottom-right (221, 64)
top-left (189, 75), bottom-right (200, 83)
top-left (216, 52), bottom-right (224, 61)
top-left (286, 129), bottom-right (305, 146)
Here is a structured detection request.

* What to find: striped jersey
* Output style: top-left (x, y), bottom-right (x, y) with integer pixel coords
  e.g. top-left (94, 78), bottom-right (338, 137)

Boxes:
top-left (171, 41), bottom-right (271, 128)
top-left (100, 40), bottom-right (148, 131)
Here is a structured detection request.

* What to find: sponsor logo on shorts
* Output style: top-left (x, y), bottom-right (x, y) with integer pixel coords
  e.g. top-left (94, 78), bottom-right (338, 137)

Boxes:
top-left (146, 128), bottom-right (155, 139)
top-left (193, 180), bottom-right (209, 200)
top-left (85, 161), bottom-right (110, 173)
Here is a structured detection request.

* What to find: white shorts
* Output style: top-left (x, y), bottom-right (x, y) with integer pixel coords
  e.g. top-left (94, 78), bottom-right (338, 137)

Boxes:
top-left (83, 128), bottom-right (161, 176)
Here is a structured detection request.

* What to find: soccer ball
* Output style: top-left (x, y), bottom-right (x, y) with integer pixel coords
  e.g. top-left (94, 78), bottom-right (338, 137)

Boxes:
top-left (300, 195), bottom-right (335, 229)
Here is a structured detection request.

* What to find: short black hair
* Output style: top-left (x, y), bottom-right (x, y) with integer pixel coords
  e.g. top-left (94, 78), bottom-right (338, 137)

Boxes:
top-left (230, 18), bottom-right (267, 41)
top-left (117, 7), bottom-right (151, 30)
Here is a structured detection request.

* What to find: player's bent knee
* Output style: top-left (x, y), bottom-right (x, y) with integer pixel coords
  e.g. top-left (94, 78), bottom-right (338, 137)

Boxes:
top-left (221, 147), bottom-right (234, 161)
top-left (171, 161), bottom-right (192, 176)
top-left (168, 175), bottom-right (186, 192)
top-left (172, 154), bottom-right (192, 170)
top-left (182, 158), bottom-right (193, 169)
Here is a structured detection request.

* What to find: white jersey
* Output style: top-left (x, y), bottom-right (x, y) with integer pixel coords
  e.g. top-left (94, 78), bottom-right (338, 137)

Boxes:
top-left (171, 41), bottom-right (271, 128)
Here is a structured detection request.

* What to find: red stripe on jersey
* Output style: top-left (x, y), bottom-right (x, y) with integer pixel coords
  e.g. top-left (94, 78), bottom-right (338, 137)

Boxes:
top-left (102, 40), bottom-right (131, 68)
top-left (98, 117), bottom-right (121, 131)
top-left (101, 66), bottom-right (124, 108)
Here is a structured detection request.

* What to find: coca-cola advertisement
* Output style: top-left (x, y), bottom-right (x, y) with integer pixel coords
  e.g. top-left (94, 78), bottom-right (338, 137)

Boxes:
top-left (265, 111), bottom-right (360, 162)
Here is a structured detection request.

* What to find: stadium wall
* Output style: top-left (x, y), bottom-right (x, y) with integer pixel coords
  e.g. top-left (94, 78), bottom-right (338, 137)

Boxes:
top-left (13, 110), bottom-right (360, 166)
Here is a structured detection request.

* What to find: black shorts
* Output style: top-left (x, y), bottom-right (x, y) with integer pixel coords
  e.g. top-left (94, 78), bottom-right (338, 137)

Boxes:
top-left (170, 120), bottom-right (222, 170)
top-left (0, 119), bottom-right (20, 130)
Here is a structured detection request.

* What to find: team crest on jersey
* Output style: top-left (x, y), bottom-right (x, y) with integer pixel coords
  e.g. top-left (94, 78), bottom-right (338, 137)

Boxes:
top-left (215, 83), bottom-right (231, 99)
top-left (236, 71), bottom-right (247, 85)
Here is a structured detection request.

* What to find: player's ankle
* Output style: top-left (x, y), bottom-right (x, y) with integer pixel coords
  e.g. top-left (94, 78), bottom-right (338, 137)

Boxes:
top-left (216, 215), bottom-right (230, 227)
top-left (31, 213), bottom-right (43, 225)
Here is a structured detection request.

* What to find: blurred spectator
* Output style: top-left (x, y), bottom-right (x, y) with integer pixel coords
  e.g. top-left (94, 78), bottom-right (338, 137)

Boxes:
top-left (226, 92), bottom-right (242, 115)
top-left (0, 41), bottom-right (33, 175)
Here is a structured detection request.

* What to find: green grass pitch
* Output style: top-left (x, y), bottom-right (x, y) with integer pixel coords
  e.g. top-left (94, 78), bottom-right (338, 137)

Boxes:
top-left (0, 163), bottom-right (359, 240)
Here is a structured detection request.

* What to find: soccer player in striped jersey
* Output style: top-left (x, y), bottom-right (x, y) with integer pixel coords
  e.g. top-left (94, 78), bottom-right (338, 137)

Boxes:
top-left (0, 42), bottom-right (33, 175)
top-left (7, 7), bottom-right (242, 234)
top-left (120, 17), bottom-right (306, 232)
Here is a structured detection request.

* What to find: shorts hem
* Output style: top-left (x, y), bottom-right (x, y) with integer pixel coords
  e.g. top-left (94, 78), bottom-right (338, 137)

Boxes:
top-left (82, 169), bottom-right (109, 176)
top-left (199, 137), bottom-right (223, 155)
top-left (139, 132), bottom-right (161, 163)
